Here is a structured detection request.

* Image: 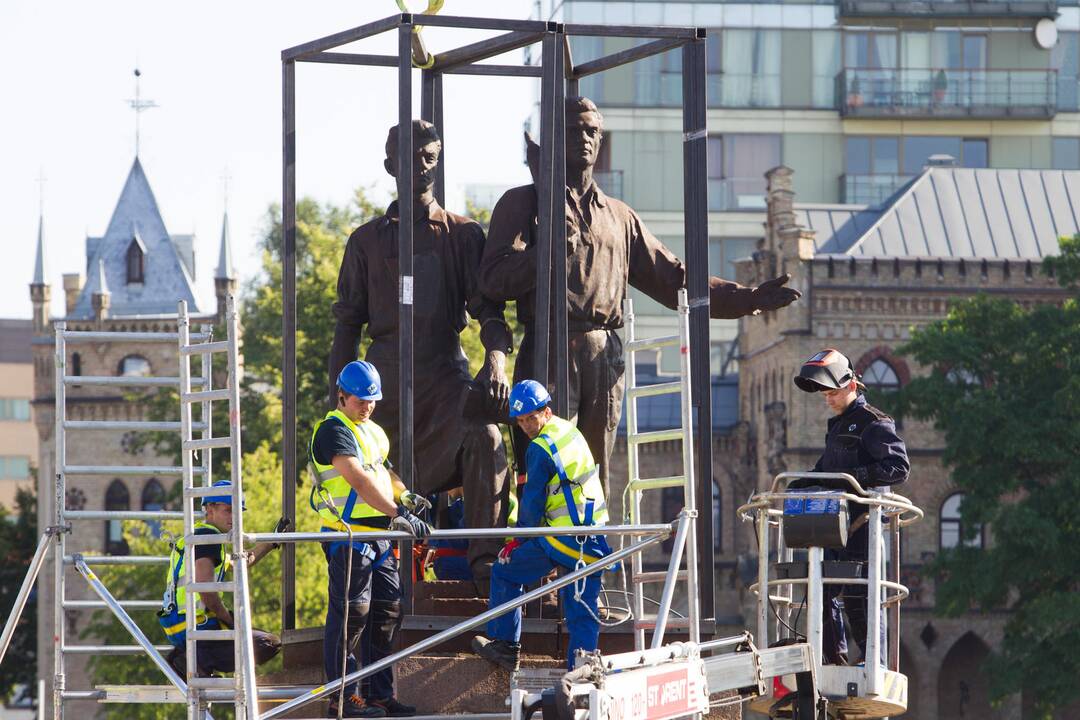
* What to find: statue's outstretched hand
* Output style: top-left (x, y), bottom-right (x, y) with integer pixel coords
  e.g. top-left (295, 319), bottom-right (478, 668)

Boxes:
top-left (751, 273), bottom-right (801, 312)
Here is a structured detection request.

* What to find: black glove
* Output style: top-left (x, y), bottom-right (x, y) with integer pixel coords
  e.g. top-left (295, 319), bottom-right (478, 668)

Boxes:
top-left (751, 273), bottom-right (801, 312)
top-left (271, 516), bottom-right (293, 549)
top-left (391, 505), bottom-right (432, 539)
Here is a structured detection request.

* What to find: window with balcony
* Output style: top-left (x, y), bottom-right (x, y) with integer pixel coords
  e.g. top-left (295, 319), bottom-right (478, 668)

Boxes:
top-left (708, 134), bottom-right (781, 211)
top-left (1053, 138), bottom-right (1080, 170)
top-left (844, 135), bottom-right (987, 204)
top-left (1052, 31), bottom-right (1079, 111)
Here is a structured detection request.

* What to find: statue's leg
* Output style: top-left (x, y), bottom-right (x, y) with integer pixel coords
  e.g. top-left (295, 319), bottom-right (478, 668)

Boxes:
top-left (460, 422), bottom-right (511, 586)
top-left (572, 330), bottom-right (625, 500)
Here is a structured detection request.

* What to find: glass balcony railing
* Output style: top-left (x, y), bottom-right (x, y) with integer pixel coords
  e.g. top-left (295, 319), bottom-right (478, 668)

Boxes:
top-left (837, 68), bottom-right (1057, 119)
top-left (841, 174), bottom-right (912, 206)
top-left (709, 178), bottom-right (769, 212)
top-left (839, 0), bottom-right (1056, 17)
top-left (594, 170), bottom-right (624, 199)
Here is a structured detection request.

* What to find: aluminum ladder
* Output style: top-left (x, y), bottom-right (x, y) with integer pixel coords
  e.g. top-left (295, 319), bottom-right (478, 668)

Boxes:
top-left (177, 296), bottom-right (259, 720)
top-left (48, 310), bottom-right (219, 718)
top-left (623, 288), bottom-right (701, 651)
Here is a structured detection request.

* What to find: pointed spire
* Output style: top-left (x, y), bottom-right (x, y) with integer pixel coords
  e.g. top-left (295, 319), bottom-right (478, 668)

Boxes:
top-left (94, 257), bottom-right (110, 297)
top-left (32, 214), bottom-right (48, 285)
top-left (216, 210), bottom-right (235, 280)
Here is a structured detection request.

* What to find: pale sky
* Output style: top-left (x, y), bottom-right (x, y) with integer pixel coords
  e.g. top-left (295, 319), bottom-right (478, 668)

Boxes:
top-left (0, 1), bottom-right (535, 320)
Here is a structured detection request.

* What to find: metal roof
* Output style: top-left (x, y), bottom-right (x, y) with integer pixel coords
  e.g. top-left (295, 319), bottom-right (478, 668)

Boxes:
top-left (71, 159), bottom-right (201, 318)
top-left (796, 167), bottom-right (1080, 259)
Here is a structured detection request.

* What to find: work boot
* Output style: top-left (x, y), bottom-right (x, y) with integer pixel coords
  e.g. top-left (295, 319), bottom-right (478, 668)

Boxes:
top-left (326, 693), bottom-right (387, 718)
top-left (472, 635), bottom-right (521, 672)
top-left (369, 697), bottom-right (416, 717)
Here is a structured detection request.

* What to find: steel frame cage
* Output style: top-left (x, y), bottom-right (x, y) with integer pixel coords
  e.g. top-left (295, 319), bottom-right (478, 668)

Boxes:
top-left (280, 11), bottom-right (715, 632)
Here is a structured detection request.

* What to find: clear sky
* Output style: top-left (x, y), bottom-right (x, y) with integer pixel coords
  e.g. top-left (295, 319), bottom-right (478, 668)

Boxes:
top-left (0, 1), bottom-right (535, 320)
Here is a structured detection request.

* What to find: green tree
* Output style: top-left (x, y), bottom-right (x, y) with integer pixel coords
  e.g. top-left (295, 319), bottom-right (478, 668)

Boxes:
top-left (0, 487), bottom-right (38, 703)
top-left (896, 234), bottom-right (1080, 717)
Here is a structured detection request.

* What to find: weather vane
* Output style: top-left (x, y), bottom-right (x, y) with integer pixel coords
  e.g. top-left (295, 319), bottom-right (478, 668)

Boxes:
top-left (127, 68), bottom-right (158, 157)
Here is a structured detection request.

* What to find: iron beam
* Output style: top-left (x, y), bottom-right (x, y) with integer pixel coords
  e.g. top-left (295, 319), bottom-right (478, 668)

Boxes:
top-left (552, 31), bottom-right (569, 417)
top-left (281, 59), bottom-right (298, 632)
top-left (572, 37), bottom-right (687, 79)
top-left (281, 15), bottom-right (402, 60)
top-left (533, 33), bottom-right (557, 389)
top-left (420, 70), bottom-right (445, 206)
top-left (300, 52), bottom-right (397, 67)
top-left (416, 15), bottom-right (552, 32)
top-left (444, 64), bottom-right (543, 77)
top-left (434, 30), bottom-right (544, 71)
top-left (564, 24), bottom-right (699, 39)
top-left (681, 35), bottom-right (715, 624)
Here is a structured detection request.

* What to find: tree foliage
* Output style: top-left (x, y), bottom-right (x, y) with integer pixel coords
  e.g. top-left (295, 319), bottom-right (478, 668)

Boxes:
top-left (896, 234), bottom-right (1080, 716)
top-left (0, 487), bottom-right (38, 703)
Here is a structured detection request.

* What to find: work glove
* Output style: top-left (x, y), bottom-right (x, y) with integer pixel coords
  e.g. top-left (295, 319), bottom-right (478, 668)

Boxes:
top-left (399, 491), bottom-right (433, 515)
top-left (751, 273), bottom-right (801, 312)
top-left (391, 505), bottom-right (432, 539)
top-left (498, 539), bottom-right (522, 564)
top-left (271, 517), bottom-right (293, 550)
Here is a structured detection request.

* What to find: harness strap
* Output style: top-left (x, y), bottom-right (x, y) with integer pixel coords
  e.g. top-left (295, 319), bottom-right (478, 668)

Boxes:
top-left (540, 433), bottom-right (585, 528)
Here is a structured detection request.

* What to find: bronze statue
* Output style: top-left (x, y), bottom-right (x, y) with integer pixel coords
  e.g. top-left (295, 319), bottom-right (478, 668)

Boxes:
top-left (329, 120), bottom-right (513, 586)
top-left (479, 97), bottom-right (800, 493)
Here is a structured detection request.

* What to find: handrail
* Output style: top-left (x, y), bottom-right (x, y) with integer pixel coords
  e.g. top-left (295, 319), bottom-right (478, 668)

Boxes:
top-left (737, 472), bottom-right (924, 528)
top-left (244, 522), bottom-right (673, 545)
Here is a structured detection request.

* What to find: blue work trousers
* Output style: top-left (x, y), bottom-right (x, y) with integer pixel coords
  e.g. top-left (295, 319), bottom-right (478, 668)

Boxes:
top-left (486, 538), bottom-right (601, 669)
top-left (323, 540), bottom-right (402, 701)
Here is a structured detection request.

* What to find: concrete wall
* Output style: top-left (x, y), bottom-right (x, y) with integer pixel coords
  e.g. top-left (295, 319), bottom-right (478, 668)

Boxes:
top-left (0, 361), bottom-right (36, 511)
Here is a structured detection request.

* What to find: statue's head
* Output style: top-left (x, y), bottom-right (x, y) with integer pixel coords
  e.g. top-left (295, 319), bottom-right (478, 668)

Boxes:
top-left (384, 119), bottom-right (442, 200)
top-left (566, 96), bottom-right (603, 173)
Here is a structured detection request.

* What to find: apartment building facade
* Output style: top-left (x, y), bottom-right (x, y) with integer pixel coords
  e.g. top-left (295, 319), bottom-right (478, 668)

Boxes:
top-left (0, 318), bottom-right (36, 512)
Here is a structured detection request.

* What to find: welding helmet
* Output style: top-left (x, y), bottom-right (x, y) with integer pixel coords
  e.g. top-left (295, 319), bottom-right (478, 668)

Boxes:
top-left (793, 349), bottom-right (859, 393)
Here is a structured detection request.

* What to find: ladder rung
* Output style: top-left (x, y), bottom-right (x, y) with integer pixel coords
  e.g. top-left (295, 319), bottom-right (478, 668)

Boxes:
top-left (185, 532), bottom-right (231, 546)
top-left (66, 555), bottom-right (169, 565)
top-left (63, 645), bottom-right (173, 655)
top-left (629, 475), bottom-right (686, 491)
top-left (182, 389), bottom-right (230, 403)
top-left (635, 616), bottom-right (692, 630)
top-left (185, 485), bottom-right (228, 498)
top-left (627, 381), bottom-right (682, 399)
top-left (63, 464), bottom-right (205, 476)
top-left (64, 375), bottom-right (205, 387)
top-left (627, 429), bottom-right (683, 445)
top-left (187, 676), bottom-right (237, 689)
top-left (189, 629), bottom-right (235, 641)
top-left (183, 437), bottom-right (232, 451)
top-left (627, 334), bottom-right (679, 353)
top-left (189, 581), bottom-right (235, 593)
top-left (633, 570), bottom-right (687, 584)
top-left (64, 420), bottom-right (207, 432)
top-left (180, 340), bottom-right (229, 356)
top-left (66, 510), bottom-right (186, 521)
top-left (64, 599), bottom-right (162, 610)
top-left (62, 331), bottom-right (211, 343)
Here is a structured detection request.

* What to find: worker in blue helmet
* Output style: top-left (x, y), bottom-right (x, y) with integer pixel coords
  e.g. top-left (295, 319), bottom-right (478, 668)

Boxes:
top-left (158, 479), bottom-right (289, 677)
top-left (473, 379), bottom-right (611, 672)
top-left (309, 360), bottom-right (432, 718)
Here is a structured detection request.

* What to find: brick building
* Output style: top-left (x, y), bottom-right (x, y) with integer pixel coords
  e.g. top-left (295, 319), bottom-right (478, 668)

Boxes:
top-left (29, 157), bottom-right (237, 715)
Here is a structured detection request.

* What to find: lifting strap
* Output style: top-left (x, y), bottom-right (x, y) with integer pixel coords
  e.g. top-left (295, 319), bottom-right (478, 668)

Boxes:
top-left (395, 0), bottom-right (444, 68)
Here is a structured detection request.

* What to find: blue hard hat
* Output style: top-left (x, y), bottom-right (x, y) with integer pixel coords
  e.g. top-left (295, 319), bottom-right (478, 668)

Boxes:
top-left (202, 480), bottom-right (246, 510)
top-left (337, 361), bottom-right (382, 401)
top-left (508, 380), bottom-right (551, 418)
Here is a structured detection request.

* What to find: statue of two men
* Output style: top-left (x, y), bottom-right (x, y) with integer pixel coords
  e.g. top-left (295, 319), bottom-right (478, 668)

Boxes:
top-left (329, 99), bottom-right (800, 583)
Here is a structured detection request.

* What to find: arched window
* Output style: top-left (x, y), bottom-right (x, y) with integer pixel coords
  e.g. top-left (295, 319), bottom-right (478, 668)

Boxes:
top-left (863, 358), bottom-right (900, 392)
top-left (119, 355), bottom-right (151, 377)
top-left (105, 480), bottom-right (130, 555)
top-left (142, 478), bottom-right (166, 536)
top-left (940, 493), bottom-right (983, 549)
top-left (126, 239), bottom-right (144, 283)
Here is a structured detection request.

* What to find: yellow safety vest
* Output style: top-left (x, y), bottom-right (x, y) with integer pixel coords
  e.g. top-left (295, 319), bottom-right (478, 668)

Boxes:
top-left (533, 416), bottom-right (609, 530)
top-left (309, 409), bottom-right (394, 531)
top-left (159, 521), bottom-right (231, 642)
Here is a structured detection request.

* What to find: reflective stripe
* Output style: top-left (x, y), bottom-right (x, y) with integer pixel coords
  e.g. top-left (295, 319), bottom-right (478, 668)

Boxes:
top-left (544, 535), bottom-right (605, 564)
top-left (163, 521), bottom-right (229, 621)
top-left (309, 410), bottom-right (393, 529)
top-left (162, 618), bottom-right (188, 636)
top-left (547, 501), bottom-right (608, 523)
top-left (531, 416), bottom-right (608, 530)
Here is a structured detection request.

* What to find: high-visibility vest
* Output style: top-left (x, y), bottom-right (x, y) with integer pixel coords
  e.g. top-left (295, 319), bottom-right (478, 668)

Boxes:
top-left (308, 409), bottom-right (394, 531)
top-left (158, 521), bottom-right (231, 644)
top-left (533, 416), bottom-right (609, 529)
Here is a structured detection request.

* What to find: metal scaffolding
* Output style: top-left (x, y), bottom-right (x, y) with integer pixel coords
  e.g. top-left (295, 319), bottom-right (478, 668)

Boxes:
top-left (279, 8), bottom-right (716, 635)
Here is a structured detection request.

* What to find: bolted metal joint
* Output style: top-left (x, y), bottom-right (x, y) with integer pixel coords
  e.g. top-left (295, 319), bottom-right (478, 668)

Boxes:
top-left (46, 523), bottom-right (72, 536)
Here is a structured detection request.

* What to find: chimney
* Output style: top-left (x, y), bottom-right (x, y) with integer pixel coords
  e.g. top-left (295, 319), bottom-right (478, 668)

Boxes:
top-left (62, 273), bottom-right (84, 315)
top-left (91, 259), bottom-right (110, 324)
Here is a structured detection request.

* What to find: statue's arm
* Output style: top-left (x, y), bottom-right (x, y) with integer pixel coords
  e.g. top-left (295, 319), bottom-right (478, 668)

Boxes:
top-left (464, 222), bottom-right (513, 406)
top-left (329, 229), bottom-right (370, 407)
top-left (478, 187), bottom-right (537, 302)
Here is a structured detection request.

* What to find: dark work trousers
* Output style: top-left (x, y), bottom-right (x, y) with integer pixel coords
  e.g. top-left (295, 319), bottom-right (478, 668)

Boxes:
top-left (167, 628), bottom-right (280, 676)
top-left (512, 328), bottom-right (625, 500)
top-left (323, 539), bottom-right (402, 702)
top-left (824, 523), bottom-right (886, 665)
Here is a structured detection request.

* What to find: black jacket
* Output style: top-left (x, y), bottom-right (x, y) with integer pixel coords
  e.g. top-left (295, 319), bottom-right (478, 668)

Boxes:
top-left (810, 395), bottom-right (910, 489)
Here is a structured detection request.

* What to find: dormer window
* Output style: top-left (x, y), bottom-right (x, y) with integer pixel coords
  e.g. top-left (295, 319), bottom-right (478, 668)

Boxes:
top-left (126, 237), bottom-right (145, 284)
